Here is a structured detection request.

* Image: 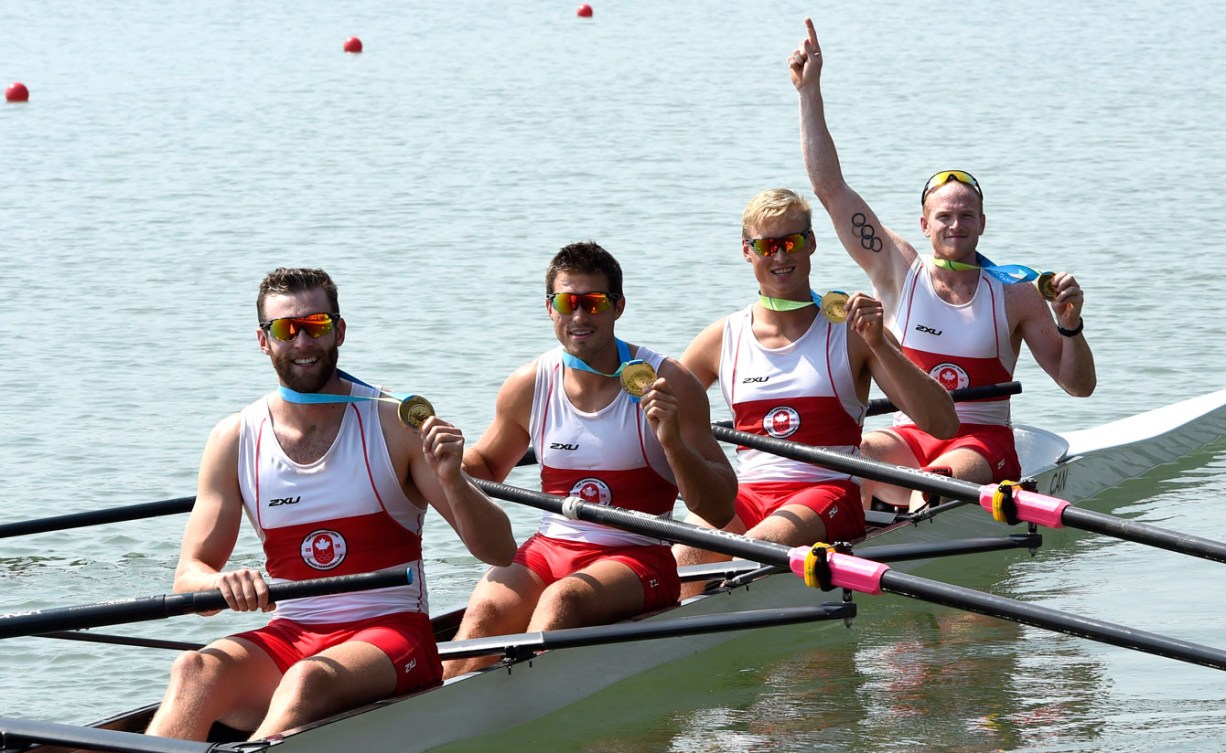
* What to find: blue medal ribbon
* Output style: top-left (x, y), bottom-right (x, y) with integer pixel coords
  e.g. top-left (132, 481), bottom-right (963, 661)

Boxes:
top-left (560, 339), bottom-right (646, 403)
top-left (932, 253), bottom-right (1046, 286)
top-left (278, 370), bottom-right (415, 408)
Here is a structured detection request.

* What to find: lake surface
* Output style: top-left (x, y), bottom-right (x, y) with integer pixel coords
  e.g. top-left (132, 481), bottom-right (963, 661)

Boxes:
top-left (2, 1), bottom-right (1225, 750)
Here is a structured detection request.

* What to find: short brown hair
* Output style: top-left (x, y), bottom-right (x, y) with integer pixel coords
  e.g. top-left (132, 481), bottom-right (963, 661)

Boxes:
top-left (257, 268), bottom-right (339, 321)
top-left (545, 242), bottom-right (623, 297)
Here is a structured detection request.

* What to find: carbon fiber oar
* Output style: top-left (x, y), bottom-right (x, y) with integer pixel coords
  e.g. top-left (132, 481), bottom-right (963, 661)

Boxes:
top-left (712, 424), bottom-right (1226, 565)
top-left (473, 478), bottom-right (1226, 672)
top-left (0, 568), bottom-right (414, 640)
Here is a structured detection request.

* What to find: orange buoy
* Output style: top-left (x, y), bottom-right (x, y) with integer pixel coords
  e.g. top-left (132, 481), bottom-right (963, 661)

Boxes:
top-left (343, 36), bottom-right (363, 53)
top-left (5, 82), bottom-right (29, 102)
top-left (576, 4), bottom-right (593, 17)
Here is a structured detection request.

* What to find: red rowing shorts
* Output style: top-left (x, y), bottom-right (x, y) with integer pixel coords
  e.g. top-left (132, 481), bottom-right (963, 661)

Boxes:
top-left (234, 611), bottom-right (442, 695)
top-left (514, 533), bottom-right (681, 612)
top-left (735, 478), bottom-right (866, 542)
top-left (888, 423), bottom-right (1021, 482)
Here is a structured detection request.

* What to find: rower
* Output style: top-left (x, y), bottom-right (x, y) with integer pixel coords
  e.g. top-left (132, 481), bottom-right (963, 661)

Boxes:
top-left (442, 242), bottom-right (736, 679)
top-left (791, 17), bottom-right (1096, 507)
top-left (673, 188), bottom-right (957, 596)
top-left (144, 267), bottom-right (515, 742)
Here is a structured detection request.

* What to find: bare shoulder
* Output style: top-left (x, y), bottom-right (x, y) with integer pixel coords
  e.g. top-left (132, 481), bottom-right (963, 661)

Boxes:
top-left (203, 412), bottom-right (242, 454)
top-left (680, 316), bottom-right (727, 384)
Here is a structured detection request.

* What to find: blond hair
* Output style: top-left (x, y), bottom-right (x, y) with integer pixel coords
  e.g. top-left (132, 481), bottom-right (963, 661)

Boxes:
top-left (742, 189), bottom-right (812, 236)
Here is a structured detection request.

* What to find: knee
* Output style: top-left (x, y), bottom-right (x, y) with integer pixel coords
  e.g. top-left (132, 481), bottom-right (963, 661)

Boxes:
top-left (534, 582), bottom-right (589, 628)
top-left (276, 659), bottom-right (337, 706)
top-left (166, 650), bottom-right (222, 690)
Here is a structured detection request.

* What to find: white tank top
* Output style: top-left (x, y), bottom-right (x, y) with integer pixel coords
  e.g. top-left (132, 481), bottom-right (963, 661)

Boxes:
top-left (719, 305), bottom-right (864, 483)
top-left (892, 256), bottom-right (1016, 426)
top-left (237, 381), bottom-right (427, 624)
top-left (529, 345), bottom-right (677, 546)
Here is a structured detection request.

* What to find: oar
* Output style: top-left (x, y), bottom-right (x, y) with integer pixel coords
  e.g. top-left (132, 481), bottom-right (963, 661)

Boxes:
top-left (471, 478), bottom-right (1226, 672)
top-left (712, 424), bottom-right (1226, 565)
top-left (511, 381), bottom-right (1023, 469)
top-left (0, 568), bottom-right (414, 640)
top-left (0, 496), bottom-right (196, 539)
top-left (864, 380), bottom-right (1021, 417)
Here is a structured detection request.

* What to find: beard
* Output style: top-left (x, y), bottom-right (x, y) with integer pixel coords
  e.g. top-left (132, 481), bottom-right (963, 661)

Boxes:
top-left (271, 343), bottom-right (340, 393)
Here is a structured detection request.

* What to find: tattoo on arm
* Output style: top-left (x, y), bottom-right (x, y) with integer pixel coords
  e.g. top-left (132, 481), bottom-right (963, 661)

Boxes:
top-left (851, 212), bottom-right (884, 253)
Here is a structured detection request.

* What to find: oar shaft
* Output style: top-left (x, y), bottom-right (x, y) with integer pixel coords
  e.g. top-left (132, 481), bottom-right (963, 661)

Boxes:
top-left (866, 381), bottom-right (1022, 417)
top-left (1060, 507), bottom-right (1226, 564)
top-left (477, 480), bottom-right (1226, 673)
top-left (711, 425), bottom-right (977, 501)
top-left (0, 568), bottom-right (413, 640)
top-left (880, 569), bottom-right (1226, 671)
top-left (472, 478), bottom-right (785, 563)
top-left (715, 425), bottom-right (1226, 566)
top-left (0, 497), bottom-right (196, 539)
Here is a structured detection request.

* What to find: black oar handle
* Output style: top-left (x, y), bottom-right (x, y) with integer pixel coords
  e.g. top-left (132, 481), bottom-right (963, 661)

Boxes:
top-left (865, 380), bottom-right (1022, 417)
top-left (0, 568), bottom-right (413, 640)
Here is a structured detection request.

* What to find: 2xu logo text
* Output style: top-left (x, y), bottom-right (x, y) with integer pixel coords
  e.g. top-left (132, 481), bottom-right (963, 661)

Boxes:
top-left (269, 496), bottom-right (301, 507)
top-left (550, 443), bottom-right (580, 451)
top-left (915, 324), bottom-right (943, 336)
top-left (742, 376), bottom-right (770, 384)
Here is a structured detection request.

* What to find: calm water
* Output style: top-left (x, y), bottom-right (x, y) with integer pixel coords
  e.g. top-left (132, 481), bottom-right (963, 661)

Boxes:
top-left (2, 0), bottom-right (1225, 750)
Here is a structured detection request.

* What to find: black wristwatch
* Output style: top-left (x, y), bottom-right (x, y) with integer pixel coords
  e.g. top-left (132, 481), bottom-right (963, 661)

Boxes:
top-left (1056, 318), bottom-right (1084, 337)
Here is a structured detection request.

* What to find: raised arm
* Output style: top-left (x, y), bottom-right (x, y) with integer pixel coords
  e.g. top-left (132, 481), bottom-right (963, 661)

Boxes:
top-left (174, 414), bottom-right (272, 613)
top-left (845, 293), bottom-right (958, 438)
top-left (1012, 274), bottom-right (1096, 397)
top-left (641, 359), bottom-right (737, 528)
top-left (792, 18), bottom-right (915, 301)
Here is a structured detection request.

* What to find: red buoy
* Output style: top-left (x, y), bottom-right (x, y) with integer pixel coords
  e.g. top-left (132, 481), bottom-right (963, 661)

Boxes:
top-left (576, 4), bottom-right (593, 17)
top-left (5, 82), bottom-right (29, 102)
top-left (343, 36), bottom-right (363, 53)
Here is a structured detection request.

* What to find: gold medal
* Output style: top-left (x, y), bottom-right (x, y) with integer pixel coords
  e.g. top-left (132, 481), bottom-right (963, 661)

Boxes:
top-left (397, 395), bottom-right (435, 431)
top-left (1035, 271), bottom-right (1057, 301)
top-left (820, 290), bottom-right (849, 323)
top-left (620, 362), bottom-right (658, 399)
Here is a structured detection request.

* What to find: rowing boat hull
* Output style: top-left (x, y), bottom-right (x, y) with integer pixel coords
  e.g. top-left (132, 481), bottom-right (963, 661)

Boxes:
top-left (7, 389), bottom-right (1226, 753)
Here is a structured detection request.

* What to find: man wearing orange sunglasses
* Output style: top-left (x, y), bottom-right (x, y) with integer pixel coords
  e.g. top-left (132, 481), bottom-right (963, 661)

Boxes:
top-left (791, 18), bottom-right (1096, 507)
top-left (673, 189), bottom-right (958, 589)
top-left (146, 267), bottom-right (515, 742)
top-left (442, 242), bottom-right (736, 679)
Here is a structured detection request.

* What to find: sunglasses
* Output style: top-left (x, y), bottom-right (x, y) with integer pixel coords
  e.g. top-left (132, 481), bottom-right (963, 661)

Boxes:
top-left (546, 291), bottom-right (622, 315)
top-left (921, 170), bottom-right (982, 206)
top-left (744, 230), bottom-right (812, 257)
top-left (259, 312), bottom-right (340, 341)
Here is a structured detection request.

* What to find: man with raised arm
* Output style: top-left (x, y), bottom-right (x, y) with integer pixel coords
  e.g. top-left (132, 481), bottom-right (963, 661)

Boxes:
top-left (791, 19), bottom-right (1096, 506)
top-left (674, 188), bottom-right (957, 588)
top-left (146, 268), bottom-right (515, 742)
top-left (442, 242), bottom-right (736, 679)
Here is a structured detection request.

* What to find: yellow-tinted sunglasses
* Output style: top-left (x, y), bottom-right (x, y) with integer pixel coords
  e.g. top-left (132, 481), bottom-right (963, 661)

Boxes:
top-left (921, 170), bottom-right (982, 206)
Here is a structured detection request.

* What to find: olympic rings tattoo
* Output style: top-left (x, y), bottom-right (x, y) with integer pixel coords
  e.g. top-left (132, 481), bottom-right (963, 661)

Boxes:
top-left (851, 212), bottom-right (883, 253)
